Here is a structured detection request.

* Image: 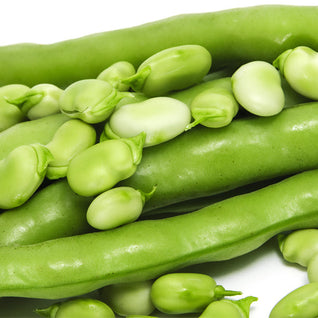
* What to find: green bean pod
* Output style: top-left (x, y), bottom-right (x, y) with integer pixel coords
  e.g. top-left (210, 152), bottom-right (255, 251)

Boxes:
top-left (67, 133), bottom-right (145, 197)
top-left (97, 61), bottom-right (136, 91)
top-left (8, 83), bottom-right (63, 120)
top-left (0, 180), bottom-right (92, 247)
top-left (1, 169), bottom-right (318, 299)
top-left (278, 229), bottom-right (318, 267)
top-left (1, 6), bottom-right (318, 87)
top-left (36, 298), bottom-right (115, 318)
top-left (100, 281), bottom-right (154, 316)
top-left (46, 119), bottom-right (96, 180)
top-left (0, 84), bottom-right (28, 132)
top-left (0, 144), bottom-right (53, 209)
top-left (269, 282), bottom-right (318, 318)
top-left (0, 113), bottom-right (69, 160)
top-left (121, 45), bottom-right (212, 97)
top-left (150, 273), bottom-right (240, 314)
top-left (199, 296), bottom-right (258, 318)
top-left (122, 102), bottom-right (318, 211)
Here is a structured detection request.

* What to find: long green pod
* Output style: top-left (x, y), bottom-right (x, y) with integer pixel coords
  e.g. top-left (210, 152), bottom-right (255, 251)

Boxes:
top-left (0, 180), bottom-right (92, 247)
top-left (122, 102), bottom-right (318, 211)
top-left (1, 169), bottom-right (318, 299)
top-left (0, 113), bottom-right (70, 160)
top-left (1, 6), bottom-right (318, 87)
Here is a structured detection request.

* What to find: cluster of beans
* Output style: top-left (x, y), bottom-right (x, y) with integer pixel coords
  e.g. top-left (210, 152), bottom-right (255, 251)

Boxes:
top-left (2, 6), bottom-right (318, 318)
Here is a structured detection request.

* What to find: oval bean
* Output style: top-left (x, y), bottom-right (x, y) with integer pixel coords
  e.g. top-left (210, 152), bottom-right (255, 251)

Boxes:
top-left (122, 45), bottom-right (211, 97)
top-left (87, 186), bottom-right (155, 230)
top-left (150, 273), bottom-right (240, 314)
top-left (307, 253), bottom-right (318, 283)
top-left (0, 84), bottom-right (28, 132)
top-left (100, 281), bottom-right (154, 316)
top-left (67, 133), bottom-right (145, 197)
top-left (105, 97), bottom-right (191, 147)
top-left (97, 61), bottom-right (135, 91)
top-left (46, 119), bottom-right (96, 180)
top-left (0, 144), bottom-right (53, 209)
top-left (199, 296), bottom-right (257, 318)
top-left (269, 282), bottom-right (318, 318)
top-left (232, 61), bottom-right (285, 116)
top-left (274, 46), bottom-right (318, 100)
top-left (279, 229), bottom-right (318, 267)
top-left (8, 83), bottom-right (63, 120)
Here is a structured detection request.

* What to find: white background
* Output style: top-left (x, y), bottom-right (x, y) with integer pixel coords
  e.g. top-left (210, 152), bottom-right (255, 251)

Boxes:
top-left (0, 1), bottom-right (316, 317)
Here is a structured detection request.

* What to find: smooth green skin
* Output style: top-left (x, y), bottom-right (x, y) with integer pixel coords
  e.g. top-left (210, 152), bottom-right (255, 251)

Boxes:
top-left (87, 187), bottom-right (147, 230)
top-left (1, 6), bottom-right (318, 87)
top-left (122, 102), bottom-right (318, 211)
top-left (232, 61), bottom-right (285, 116)
top-left (307, 253), bottom-right (318, 283)
top-left (59, 79), bottom-right (124, 124)
top-left (274, 46), bottom-right (318, 100)
top-left (106, 97), bottom-right (191, 147)
top-left (122, 45), bottom-right (212, 97)
top-left (0, 84), bottom-right (28, 132)
top-left (46, 119), bottom-right (96, 180)
top-left (37, 298), bottom-right (115, 318)
top-left (0, 113), bottom-right (70, 160)
top-left (0, 180), bottom-right (92, 247)
top-left (270, 282), bottom-right (318, 318)
top-left (100, 280), bottom-right (154, 316)
top-left (67, 134), bottom-right (145, 197)
top-left (186, 84), bottom-right (239, 129)
top-left (150, 273), bottom-right (240, 314)
top-left (0, 144), bottom-right (53, 209)
top-left (279, 229), bottom-right (318, 267)
top-left (126, 316), bottom-right (158, 318)
top-left (9, 83), bottom-right (63, 120)
top-left (199, 296), bottom-right (258, 318)
top-left (1, 169), bottom-right (318, 299)
top-left (97, 61), bottom-right (136, 91)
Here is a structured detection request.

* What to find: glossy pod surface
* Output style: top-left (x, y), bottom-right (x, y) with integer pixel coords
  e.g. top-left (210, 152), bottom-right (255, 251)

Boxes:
top-left (1, 6), bottom-right (318, 87)
top-left (1, 169), bottom-right (318, 299)
top-left (123, 103), bottom-right (318, 210)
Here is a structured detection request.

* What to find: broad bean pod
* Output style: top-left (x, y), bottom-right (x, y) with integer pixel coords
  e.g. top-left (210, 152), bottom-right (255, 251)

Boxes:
top-left (1, 169), bottom-right (318, 299)
top-left (123, 102), bottom-right (318, 210)
top-left (0, 180), bottom-right (92, 247)
top-left (0, 6), bottom-right (318, 87)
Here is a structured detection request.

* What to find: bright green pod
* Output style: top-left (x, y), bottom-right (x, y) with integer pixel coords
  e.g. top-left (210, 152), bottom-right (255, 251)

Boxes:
top-left (67, 133), bottom-right (145, 197)
top-left (46, 119), bottom-right (96, 180)
top-left (0, 84), bottom-right (28, 132)
top-left (307, 253), bottom-right (318, 283)
top-left (97, 61), bottom-right (136, 91)
top-left (274, 46), bottom-right (318, 100)
top-left (7, 83), bottom-right (63, 120)
top-left (59, 79), bottom-right (127, 124)
top-left (278, 229), bottom-right (318, 267)
top-left (232, 61), bottom-right (285, 116)
top-left (150, 273), bottom-right (241, 314)
top-left (105, 97), bottom-right (191, 147)
top-left (0, 180), bottom-right (92, 247)
top-left (36, 298), bottom-right (115, 318)
top-left (186, 78), bottom-right (239, 130)
top-left (101, 280), bottom-right (154, 316)
top-left (87, 186), bottom-right (155, 230)
top-left (0, 113), bottom-right (70, 160)
top-left (122, 45), bottom-right (212, 97)
top-left (199, 296), bottom-right (257, 318)
top-left (0, 144), bottom-right (53, 209)
top-left (270, 282), bottom-right (318, 318)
